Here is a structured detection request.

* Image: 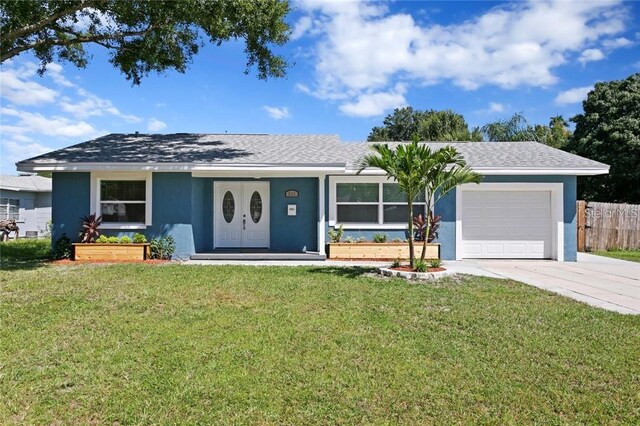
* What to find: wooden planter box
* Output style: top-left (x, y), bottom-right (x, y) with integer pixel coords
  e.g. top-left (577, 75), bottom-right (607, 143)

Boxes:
top-left (327, 242), bottom-right (440, 260)
top-left (73, 243), bottom-right (151, 261)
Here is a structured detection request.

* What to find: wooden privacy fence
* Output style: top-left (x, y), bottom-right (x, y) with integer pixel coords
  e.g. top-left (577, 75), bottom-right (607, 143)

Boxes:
top-left (577, 201), bottom-right (640, 251)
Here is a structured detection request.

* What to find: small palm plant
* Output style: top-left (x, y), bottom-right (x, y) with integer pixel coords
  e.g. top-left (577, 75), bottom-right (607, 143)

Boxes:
top-left (418, 146), bottom-right (482, 261)
top-left (358, 137), bottom-right (431, 267)
top-left (79, 213), bottom-right (102, 243)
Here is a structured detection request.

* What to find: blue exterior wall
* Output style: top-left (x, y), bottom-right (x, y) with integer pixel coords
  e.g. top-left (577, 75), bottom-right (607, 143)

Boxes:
top-left (329, 175), bottom-right (578, 261)
top-left (52, 172), bottom-right (577, 261)
top-left (269, 178), bottom-right (318, 252)
top-left (51, 172), bottom-right (90, 244)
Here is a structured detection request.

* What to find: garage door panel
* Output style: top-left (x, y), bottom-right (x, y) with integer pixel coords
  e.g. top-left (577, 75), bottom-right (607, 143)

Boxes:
top-left (461, 190), bottom-right (552, 259)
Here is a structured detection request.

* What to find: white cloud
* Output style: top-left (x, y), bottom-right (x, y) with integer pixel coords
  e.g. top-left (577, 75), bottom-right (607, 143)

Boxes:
top-left (554, 85), bottom-right (593, 105)
top-left (0, 68), bottom-right (59, 105)
top-left (291, 16), bottom-right (313, 40)
top-left (60, 88), bottom-right (141, 123)
top-left (147, 118), bottom-right (167, 132)
top-left (602, 37), bottom-right (633, 48)
top-left (296, 0), bottom-right (629, 116)
top-left (262, 105), bottom-right (291, 120)
top-left (45, 63), bottom-right (75, 87)
top-left (1, 107), bottom-right (98, 138)
top-left (1, 140), bottom-right (53, 172)
top-left (488, 102), bottom-right (505, 113)
top-left (578, 48), bottom-right (605, 63)
top-left (339, 84), bottom-right (407, 117)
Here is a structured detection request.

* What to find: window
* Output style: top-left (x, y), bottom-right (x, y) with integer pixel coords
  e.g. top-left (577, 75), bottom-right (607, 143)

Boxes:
top-left (92, 172), bottom-right (152, 228)
top-left (100, 180), bottom-right (146, 223)
top-left (334, 180), bottom-right (426, 226)
top-left (0, 198), bottom-right (19, 220)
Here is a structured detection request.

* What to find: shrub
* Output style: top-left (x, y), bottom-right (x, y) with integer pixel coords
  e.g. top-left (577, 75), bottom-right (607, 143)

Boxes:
top-left (133, 233), bottom-right (147, 244)
top-left (414, 258), bottom-right (427, 272)
top-left (53, 235), bottom-right (72, 259)
top-left (328, 225), bottom-right (344, 243)
top-left (391, 258), bottom-right (401, 268)
top-left (107, 236), bottom-right (119, 244)
top-left (150, 236), bottom-right (175, 260)
top-left (79, 213), bottom-right (102, 243)
top-left (428, 258), bottom-right (442, 268)
top-left (120, 236), bottom-right (132, 244)
top-left (373, 233), bottom-right (387, 243)
top-left (96, 235), bottom-right (109, 243)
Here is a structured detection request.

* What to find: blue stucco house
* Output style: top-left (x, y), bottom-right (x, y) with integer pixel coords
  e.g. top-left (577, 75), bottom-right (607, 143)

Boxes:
top-left (16, 133), bottom-right (608, 261)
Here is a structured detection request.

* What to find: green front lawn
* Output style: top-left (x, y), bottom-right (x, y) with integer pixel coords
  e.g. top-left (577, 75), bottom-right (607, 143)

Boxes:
top-left (0, 241), bottom-right (639, 423)
top-left (594, 249), bottom-right (640, 263)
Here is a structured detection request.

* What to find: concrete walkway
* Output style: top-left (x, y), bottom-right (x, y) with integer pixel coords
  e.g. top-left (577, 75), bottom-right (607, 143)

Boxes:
top-left (461, 253), bottom-right (640, 315)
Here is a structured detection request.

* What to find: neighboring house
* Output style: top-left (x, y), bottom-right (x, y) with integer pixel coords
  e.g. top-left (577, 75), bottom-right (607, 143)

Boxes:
top-left (16, 133), bottom-right (608, 260)
top-left (0, 174), bottom-right (52, 237)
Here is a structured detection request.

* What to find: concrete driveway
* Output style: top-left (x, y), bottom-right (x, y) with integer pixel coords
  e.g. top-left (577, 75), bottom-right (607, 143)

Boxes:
top-left (460, 253), bottom-right (640, 314)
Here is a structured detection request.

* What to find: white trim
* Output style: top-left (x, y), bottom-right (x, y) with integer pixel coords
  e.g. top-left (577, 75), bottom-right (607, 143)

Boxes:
top-left (90, 171), bottom-right (152, 229)
top-left (350, 167), bottom-right (609, 176)
top-left (455, 182), bottom-right (564, 261)
top-left (18, 161), bottom-right (608, 176)
top-left (318, 176), bottom-right (326, 255)
top-left (327, 175), bottom-right (426, 230)
top-left (17, 162), bottom-right (345, 174)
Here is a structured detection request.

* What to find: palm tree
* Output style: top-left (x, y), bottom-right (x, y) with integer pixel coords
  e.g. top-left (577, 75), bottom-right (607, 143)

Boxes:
top-left (357, 137), bottom-right (430, 267)
top-left (418, 147), bottom-right (482, 261)
top-left (358, 138), bottom-right (482, 267)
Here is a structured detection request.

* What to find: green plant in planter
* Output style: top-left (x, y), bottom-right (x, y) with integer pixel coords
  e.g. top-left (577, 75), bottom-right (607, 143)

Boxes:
top-left (150, 236), bottom-right (176, 260)
top-left (344, 236), bottom-right (355, 244)
top-left (392, 237), bottom-right (403, 243)
top-left (120, 236), bottom-right (132, 244)
top-left (373, 233), bottom-right (387, 243)
top-left (428, 258), bottom-right (442, 268)
top-left (96, 235), bottom-right (109, 243)
top-left (327, 224), bottom-right (344, 243)
top-left (53, 235), bottom-right (72, 259)
top-left (107, 236), bottom-right (119, 244)
top-left (414, 258), bottom-right (427, 272)
top-left (133, 233), bottom-right (147, 243)
top-left (356, 236), bottom-right (367, 243)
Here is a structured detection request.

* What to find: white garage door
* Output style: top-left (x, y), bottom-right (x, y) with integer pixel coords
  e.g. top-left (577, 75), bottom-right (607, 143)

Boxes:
top-left (461, 191), bottom-right (552, 259)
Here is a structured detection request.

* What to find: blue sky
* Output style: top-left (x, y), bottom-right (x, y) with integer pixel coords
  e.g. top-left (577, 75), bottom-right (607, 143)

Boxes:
top-left (1, 0), bottom-right (639, 174)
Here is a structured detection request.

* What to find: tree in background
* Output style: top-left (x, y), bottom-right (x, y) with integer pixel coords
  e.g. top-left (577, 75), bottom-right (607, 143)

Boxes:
top-left (566, 73), bottom-right (640, 203)
top-left (480, 112), bottom-right (538, 142)
top-left (368, 107), bottom-right (482, 142)
top-left (1, 0), bottom-right (290, 84)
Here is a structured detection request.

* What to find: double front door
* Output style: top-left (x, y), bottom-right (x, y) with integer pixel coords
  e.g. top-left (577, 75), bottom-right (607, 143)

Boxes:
top-left (214, 182), bottom-right (270, 248)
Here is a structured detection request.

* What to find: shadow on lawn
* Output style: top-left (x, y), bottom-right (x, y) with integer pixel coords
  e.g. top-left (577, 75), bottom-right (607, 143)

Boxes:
top-left (0, 240), bottom-right (52, 271)
top-left (306, 266), bottom-right (377, 279)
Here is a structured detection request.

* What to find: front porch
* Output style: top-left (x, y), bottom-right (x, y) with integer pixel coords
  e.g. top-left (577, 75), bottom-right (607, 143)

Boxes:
top-left (190, 250), bottom-right (326, 261)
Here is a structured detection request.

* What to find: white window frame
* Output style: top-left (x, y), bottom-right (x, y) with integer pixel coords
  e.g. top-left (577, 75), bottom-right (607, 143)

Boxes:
top-left (90, 172), bottom-right (152, 230)
top-left (0, 197), bottom-right (20, 221)
top-left (328, 176), bottom-right (427, 229)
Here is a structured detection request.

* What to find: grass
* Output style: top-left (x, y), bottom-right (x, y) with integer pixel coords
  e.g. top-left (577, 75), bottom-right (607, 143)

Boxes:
top-left (593, 248), bottom-right (640, 263)
top-left (0, 240), bottom-right (639, 424)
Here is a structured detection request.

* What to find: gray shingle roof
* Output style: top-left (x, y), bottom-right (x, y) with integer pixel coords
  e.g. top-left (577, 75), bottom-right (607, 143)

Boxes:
top-left (18, 133), bottom-right (345, 165)
top-left (16, 133), bottom-right (608, 171)
top-left (342, 141), bottom-right (609, 170)
top-left (0, 174), bottom-right (52, 192)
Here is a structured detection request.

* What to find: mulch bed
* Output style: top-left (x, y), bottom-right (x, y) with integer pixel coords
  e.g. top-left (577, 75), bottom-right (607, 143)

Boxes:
top-left (390, 266), bottom-right (446, 273)
top-left (51, 259), bottom-right (170, 265)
